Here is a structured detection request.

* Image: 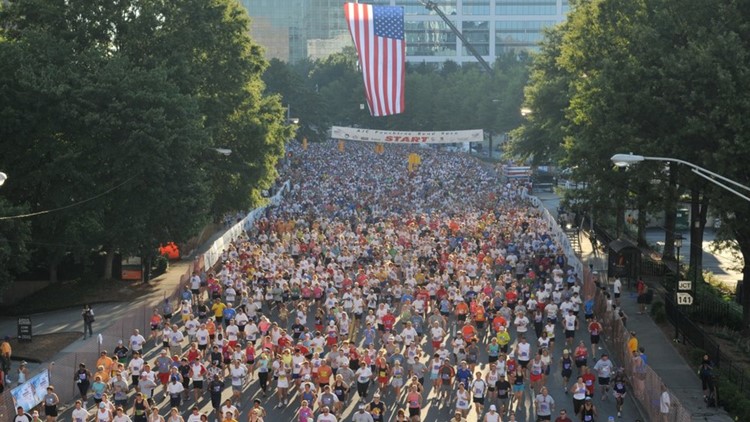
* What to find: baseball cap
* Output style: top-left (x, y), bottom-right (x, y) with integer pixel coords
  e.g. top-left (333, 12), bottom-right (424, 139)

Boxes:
top-left (358, 404), bottom-right (365, 410)
top-left (490, 405), bottom-right (497, 411)
top-left (373, 393), bottom-right (381, 398)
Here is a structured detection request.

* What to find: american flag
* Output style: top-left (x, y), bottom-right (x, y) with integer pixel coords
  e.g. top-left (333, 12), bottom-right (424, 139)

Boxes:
top-left (345, 2), bottom-right (405, 117)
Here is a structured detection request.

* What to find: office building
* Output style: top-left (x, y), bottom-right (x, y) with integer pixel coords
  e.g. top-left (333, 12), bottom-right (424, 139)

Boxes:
top-left (240, 0), bottom-right (569, 64)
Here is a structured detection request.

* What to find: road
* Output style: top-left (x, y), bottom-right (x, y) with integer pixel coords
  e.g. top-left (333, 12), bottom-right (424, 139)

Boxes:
top-left (54, 308), bottom-right (639, 422)
top-left (644, 229), bottom-right (742, 290)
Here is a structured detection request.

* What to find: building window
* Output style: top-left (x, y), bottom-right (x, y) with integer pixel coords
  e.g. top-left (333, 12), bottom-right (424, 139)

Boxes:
top-left (462, 0), bottom-right (490, 15)
top-left (462, 21), bottom-right (489, 55)
top-left (397, 0), bottom-right (458, 16)
top-left (495, 20), bottom-right (556, 52)
top-left (494, 0), bottom-right (558, 15)
top-left (405, 20), bottom-right (457, 56)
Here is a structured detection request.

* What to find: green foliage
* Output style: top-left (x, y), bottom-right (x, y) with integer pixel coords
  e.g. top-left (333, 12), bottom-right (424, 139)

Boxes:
top-left (717, 375), bottom-right (750, 421)
top-left (261, 50), bottom-right (530, 138)
top-left (0, 199), bottom-right (31, 290)
top-left (517, 0), bottom-right (750, 331)
top-left (0, 0), bottom-right (287, 285)
top-left (650, 300), bottom-right (667, 323)
top-left (153, 255), bottom-right (169, 277)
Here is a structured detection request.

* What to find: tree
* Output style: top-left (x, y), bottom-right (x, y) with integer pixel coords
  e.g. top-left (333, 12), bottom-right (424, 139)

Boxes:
top-left (0, 0), bottom-right (288, 282)
top-left (0, 199), bottom-right (31, 291)
top-left (520, 0), bottom-right (750, 333)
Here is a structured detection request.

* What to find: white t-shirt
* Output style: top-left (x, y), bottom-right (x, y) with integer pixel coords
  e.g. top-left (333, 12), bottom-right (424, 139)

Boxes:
top-left (72, 409), bottom-right (90, 422)
top-left (225, 325), bottom-right (239, 341)
top-left (167, 382), bottom-right (184, 395)
top-left (472, 379), bottom-right (486, 398)
top-left (660, 391), bottom-right (671, 413)
top-left (221, 404), bottom-right (238, 418)
top-left (130, 334), bottom-right (145, 351)
top-left (356, 367), bottom-right (372, 383)
top-left (230, 365), bottom-right (247, 386)
top-left (317, 413), bottom-right (338, 422)
top-left (401, 327), bottom-right (418, 345)
top-left (196, 329), bottom-right (209, 345)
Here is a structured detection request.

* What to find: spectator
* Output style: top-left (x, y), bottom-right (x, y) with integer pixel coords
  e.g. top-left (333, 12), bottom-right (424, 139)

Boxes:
top-left (82, 305), bottom-right (95, 339)
top-left (659, 384), bottom-right (671, 422)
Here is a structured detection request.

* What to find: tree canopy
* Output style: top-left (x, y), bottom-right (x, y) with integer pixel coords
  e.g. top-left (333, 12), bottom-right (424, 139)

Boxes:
top-left (261, 50), bottom-right (530, 140)
top-left (0, 0), bottom-right (288, 284)
top-left (514, 0), bottom-right (750, 333)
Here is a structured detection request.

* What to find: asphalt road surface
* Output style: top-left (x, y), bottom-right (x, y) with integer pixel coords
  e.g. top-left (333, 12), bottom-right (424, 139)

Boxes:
top-left (56, 303), bottom-right (640, 422)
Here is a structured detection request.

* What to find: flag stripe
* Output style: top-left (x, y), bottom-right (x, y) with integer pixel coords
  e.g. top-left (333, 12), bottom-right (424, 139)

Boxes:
top-left (345, 3), bottom-right (405, 117)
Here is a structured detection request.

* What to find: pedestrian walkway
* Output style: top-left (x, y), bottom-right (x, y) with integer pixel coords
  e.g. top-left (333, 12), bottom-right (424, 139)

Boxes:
top-left (577, 229), bottom-right (733, 422)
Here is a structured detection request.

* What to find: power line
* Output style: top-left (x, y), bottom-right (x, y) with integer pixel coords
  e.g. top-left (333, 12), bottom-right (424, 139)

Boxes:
top-left (0, 174), bottom-right (139, 221)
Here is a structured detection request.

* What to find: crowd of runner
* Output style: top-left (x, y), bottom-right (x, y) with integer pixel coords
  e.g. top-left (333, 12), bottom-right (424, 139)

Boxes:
top-left (53, 141), bottom-right (626, 422)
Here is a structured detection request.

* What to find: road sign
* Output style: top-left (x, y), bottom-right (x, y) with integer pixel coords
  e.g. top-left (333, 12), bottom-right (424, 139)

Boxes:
top-left (17, 316), bottom-right (32, 342)
top-left (676, 292), bottom-right (694, 305)
top-left (678, 281), bottom-right (692, 291)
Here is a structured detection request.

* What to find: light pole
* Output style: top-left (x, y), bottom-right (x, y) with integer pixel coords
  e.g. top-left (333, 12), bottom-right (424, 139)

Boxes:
top-left (211, 148), bottom-right (232, 156)
top-left (611, 153), bottom-right (750, 201)
top-left (674, 233), bottom-right (684, 340)
top-left (286, 105), bottom-right (299, 125)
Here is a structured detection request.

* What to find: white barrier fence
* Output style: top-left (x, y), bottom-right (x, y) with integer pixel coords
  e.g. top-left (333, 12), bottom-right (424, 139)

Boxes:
top-left (529, 195), bottom-right (584, 279)
top-left (202, 181), bottom-right (290, 269)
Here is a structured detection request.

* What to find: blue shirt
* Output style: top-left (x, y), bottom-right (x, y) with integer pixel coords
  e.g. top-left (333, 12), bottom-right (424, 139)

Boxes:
top-left (222, 308), bottom-right (236, 321)
top-left (584, 299), bottom-right (595, 315)
top-left (456, 367), bottom-right (472, 385)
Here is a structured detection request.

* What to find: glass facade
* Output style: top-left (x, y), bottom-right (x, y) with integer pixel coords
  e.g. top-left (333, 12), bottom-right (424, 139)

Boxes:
top-left (240, 0), bottom-right (567, 64)
top-left (463, 0), bottom-right (491, 16)
top-left (462, 21), bottom-right (490, 55)
top-left (495, 20), bottom-right (556, 53)
top-left (405, 21), bottom-right (457, 56)
top-left (495, 0), bottom-right (558, 15)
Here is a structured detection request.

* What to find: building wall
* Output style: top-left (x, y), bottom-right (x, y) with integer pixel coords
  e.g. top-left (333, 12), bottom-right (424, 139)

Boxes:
top-left (240, 0), bottom-right (568, 64)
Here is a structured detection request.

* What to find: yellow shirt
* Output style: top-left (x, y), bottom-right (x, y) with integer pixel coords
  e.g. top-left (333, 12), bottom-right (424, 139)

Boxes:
top-left (0, 341), bottom-right (11, 357)
top-left (496, 331), bottom-right (511, 346)
top-left (212, 302), bottom-right (227, 318)
top-left (628, 337), bottom-right (638, 354)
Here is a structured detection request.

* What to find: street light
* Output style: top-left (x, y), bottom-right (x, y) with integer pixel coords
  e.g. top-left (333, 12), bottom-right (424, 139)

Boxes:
top-left (611, 153), bottom-right (750, 201)
top-left (674, 233), bottom-right (684, 340)
top-left (286, 105), bottom-right (299, 125)
top-left (0, 172), bottom-right (6, 187)
top-left (211, 148), bottom-right (232, 157)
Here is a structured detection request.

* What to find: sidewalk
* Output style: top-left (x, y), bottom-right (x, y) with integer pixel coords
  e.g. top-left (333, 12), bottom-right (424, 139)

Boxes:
top-left (577, 230), bottom-right (733, 422)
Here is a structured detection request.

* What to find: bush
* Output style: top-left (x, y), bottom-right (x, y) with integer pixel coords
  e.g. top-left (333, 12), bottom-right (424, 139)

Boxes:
top-left (153, 255), bottom-right (169, 277)
top-left (717, 375), bottom-right (750, 421)
top-left (650, 300), bottom-right (667, 323)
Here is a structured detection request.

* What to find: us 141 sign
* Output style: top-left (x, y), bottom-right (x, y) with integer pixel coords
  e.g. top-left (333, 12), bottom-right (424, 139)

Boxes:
top-left (676, 292), bottom-right (694, 306)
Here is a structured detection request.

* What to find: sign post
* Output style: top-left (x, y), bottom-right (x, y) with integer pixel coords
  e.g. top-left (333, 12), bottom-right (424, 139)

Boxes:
top-left (674, 280), bottom-right (693, 342)
top-left (677, 281), bottom-right (693, 305)
top-left (17, 316), bottom-right (32, 342)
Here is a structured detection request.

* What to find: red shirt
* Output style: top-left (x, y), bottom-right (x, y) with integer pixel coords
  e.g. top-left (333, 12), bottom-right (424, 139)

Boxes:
top-left (492, 316), bottom-right (507, 332)
top-left (186, 349), bottom-right (201, 363)
top-left (382, 313), bottom-right (396, 331)
top-left (505, 290), bottom-right (518, 304)
top-left (582, 373), bottom-right (596, 394)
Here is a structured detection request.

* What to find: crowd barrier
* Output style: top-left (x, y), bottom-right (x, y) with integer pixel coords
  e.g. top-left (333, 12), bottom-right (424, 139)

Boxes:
top-left (528, 194), bottom-right (692, 421)
top-left (203, 180), bottom-right (290, 269)
top-left (585, 265), bottom-right (693, 421)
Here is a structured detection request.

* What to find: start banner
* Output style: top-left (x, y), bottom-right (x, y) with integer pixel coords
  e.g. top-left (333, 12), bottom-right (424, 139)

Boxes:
top-left (331, 126), bottom-right (483, 144)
